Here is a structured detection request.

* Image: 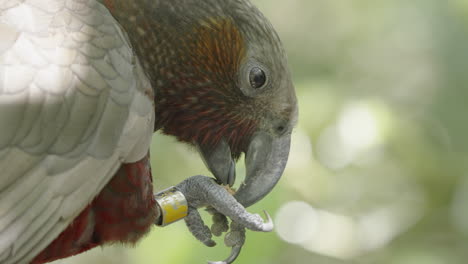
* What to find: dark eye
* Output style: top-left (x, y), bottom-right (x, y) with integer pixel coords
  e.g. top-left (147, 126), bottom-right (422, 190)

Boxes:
top-left (249, 67), bottom-right (267, 89)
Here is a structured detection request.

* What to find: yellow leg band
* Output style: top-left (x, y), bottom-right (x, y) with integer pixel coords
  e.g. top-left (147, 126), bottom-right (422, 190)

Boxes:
top-left (155, 186), bottom-right (188, 226)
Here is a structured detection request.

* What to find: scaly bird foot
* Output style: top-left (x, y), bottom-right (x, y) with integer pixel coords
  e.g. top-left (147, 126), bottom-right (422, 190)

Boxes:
top-left (184, 207), bottom-right (217, 247)
top-left (207, 209), bottom-right (229, 237)
top-left (175, 175), bottom-right (273, 264)
top-left (207, 221), bottom-right (246, 264)
top-left (176, 175), bottom-right (273, 232)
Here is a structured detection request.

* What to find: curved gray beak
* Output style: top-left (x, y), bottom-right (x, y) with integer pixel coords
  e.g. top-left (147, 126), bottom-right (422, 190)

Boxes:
top-left (198, 131), bottom-right (291, 208)
top-left (234, 131), bottom-right (291, 207)
top-left (197, 139), bottom-right (236, 187)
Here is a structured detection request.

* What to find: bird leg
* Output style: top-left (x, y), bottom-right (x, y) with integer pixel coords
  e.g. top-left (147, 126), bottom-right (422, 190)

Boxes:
top-left (176, 175), bottom-right (273, 232)
top-left (174, 175), bottom-right (273, 263)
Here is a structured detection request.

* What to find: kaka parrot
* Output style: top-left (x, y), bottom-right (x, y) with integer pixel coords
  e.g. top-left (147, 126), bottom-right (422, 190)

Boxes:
top-left (0, 0), bottom-right (297, 263)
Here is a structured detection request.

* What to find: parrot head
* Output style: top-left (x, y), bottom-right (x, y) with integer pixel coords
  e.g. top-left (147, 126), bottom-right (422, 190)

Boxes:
top-left (127, 0), bottom-right (297, 207)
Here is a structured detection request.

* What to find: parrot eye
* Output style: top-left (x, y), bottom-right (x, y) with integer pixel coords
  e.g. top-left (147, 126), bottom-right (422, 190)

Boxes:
top-left (239, 60), bottom-right (270, 97)
top-left (249, 67), bottom-right (267, 89)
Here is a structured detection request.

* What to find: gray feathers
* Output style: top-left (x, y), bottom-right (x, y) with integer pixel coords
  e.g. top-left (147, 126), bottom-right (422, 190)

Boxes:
top-left (0, 1), bottom-right (154, 263)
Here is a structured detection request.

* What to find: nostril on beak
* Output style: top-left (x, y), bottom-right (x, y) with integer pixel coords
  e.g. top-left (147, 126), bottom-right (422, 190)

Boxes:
top-left (274, 121), bottom-right (288, 136)
top-left (276, 125), bottom-right (285, 134)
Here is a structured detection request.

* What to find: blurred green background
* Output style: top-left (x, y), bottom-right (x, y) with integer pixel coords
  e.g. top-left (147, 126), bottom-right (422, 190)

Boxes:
top-left (55, 1), bottom-right (468, 263)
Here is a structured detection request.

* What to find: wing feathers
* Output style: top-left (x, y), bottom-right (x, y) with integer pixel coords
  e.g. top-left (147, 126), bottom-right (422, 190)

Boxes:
top-left (0, 90), bottom-right (28, 148)
top-left (89, 98), bottom-right (129, 159)
top-left (0, 1), bottom-right (155, 263)
top-left (2, 65), bottom-right (35, 93)
top-left (0, 18), bottom-right (19, 56)
top-left (9, 197), bottom-right (61, 263)
top-left (0, 149), bottom-right (42, 192)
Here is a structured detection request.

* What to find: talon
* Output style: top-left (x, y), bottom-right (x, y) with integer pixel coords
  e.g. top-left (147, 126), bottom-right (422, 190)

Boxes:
top-left (176, 177), bottom-right (276, 263)
top-left (207, 245), bottom-right (242, 264)
top-left (260, 210), bottom-right (274, 232)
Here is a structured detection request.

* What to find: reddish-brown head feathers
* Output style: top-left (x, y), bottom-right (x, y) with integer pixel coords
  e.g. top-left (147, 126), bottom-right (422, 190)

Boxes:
top-left (153, 18), bottom-right (257, 157)
top-left (106, 0), bottom-right (296, 157)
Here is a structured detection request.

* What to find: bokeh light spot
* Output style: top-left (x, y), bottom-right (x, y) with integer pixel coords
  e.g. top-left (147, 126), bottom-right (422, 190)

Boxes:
top-left (337, 103), bottom-right (380, 151)
top-left (275, 201), bottom-right (319, 244)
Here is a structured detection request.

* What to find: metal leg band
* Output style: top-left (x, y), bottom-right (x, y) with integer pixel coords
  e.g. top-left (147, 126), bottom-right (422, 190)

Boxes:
top-left (155, 186), bottom-right (188, 226)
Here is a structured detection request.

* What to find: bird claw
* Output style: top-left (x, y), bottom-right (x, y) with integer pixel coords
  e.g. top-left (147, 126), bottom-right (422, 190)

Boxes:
top-left (175, 176), bottom-right (275, 263)
top-left (256, 210), bottom-right (274, 232)
top-left (176, 176), bottom-right (273, 232)
top-left (207, 245), bottom-right (242, 264)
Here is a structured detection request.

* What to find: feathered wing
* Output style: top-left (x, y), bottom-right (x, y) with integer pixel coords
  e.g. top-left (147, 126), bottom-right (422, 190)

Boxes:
top-left (0, 1), bottom-right (154, 263)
